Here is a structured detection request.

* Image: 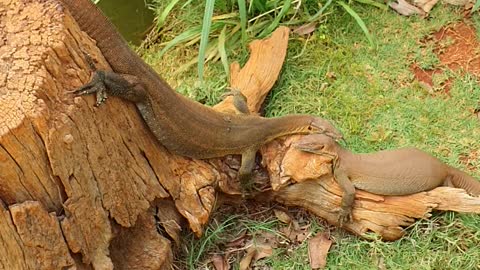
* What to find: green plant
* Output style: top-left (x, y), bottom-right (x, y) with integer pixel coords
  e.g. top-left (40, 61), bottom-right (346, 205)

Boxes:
top-left (153, 0), bottom-right (386, 80)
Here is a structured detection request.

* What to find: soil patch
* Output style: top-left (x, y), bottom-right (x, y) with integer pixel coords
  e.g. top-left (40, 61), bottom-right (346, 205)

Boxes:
top-left (412, 22), bottom-right (480, 93)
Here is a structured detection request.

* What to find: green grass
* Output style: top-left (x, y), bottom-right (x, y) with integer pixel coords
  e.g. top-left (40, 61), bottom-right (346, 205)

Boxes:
top-left (142, 1), bottom-right (480, 269)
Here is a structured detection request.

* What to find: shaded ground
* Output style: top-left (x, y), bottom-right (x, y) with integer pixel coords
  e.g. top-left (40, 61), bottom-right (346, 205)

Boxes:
top-left (412, 21), bottom-right (480, 93)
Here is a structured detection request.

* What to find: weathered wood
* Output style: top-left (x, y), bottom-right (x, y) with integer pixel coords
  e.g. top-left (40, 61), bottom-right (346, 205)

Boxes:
top-left (0, 0), bottom-right (174, 268)
top-left (213, 27), bottom-right (290, 114)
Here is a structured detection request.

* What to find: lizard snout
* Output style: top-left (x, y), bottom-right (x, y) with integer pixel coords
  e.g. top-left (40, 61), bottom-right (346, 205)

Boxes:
top-left (310, 118), bottom-right (343, 141)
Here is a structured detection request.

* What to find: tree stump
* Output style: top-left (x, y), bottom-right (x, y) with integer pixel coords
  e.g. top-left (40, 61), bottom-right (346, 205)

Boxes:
top-left (1, 0), bottom-right (480, 269)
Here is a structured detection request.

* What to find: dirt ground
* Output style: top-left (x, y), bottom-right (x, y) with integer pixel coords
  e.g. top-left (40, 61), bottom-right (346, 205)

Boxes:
top-left (412, 21), bottom-right (480, 93)
top-left (412, 20), bottom-right (480, 170)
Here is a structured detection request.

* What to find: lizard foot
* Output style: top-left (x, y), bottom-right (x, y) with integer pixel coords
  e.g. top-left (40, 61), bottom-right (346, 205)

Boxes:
top-left (71, 71), bottom-right (108, 107)
top-left (238, 171), bottom-right (254, 197)
top-left (333, 206), bottom-right (353, 227)
top-left (221, 88), bottom-right (249, 114)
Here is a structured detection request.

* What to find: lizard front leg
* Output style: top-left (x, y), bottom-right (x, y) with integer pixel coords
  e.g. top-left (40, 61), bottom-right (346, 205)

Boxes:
top-left (238, 148), bottom-right (257, 192)
top-left (73, 70), bottom-right (148, 106)
top-left (334, 168), bottom-right (356, 226)
top-left (221, 88), bottom-right (250, 114)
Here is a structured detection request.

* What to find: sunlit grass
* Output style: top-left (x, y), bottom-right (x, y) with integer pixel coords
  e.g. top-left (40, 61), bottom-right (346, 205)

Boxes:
top-left (142, 2), bottom-right (480, 269)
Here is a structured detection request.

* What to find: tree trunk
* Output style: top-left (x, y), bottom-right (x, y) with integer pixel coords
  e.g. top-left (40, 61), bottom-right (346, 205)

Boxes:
top-left (1, 1), bottom-right (480, 269)
top-left (0, 1), bottom-right (289, 268)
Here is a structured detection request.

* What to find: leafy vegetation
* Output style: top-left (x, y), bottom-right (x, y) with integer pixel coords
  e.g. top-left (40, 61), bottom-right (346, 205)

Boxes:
top-left (141, 1), bottom-right (480, 269)
top-left (149, 0), bottom-right (385, 80)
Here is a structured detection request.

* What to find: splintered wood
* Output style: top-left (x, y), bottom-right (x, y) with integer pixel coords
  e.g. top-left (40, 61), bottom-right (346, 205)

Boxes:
top-left (213, 27), bottom-right (290, 114)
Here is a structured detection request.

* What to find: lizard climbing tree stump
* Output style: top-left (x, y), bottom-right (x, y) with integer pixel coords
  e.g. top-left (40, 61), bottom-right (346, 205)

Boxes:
top-left (1, 0), bottom-right (480, 269)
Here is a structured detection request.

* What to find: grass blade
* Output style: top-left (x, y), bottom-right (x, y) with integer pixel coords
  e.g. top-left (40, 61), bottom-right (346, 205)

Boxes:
top-left (159, 26), bottom-right (202, 57)
top-left (259, 0), bottom-right (293, 37)
top-left (338, 1), bottom-right (375, 47)
top-left (198, 0), bottom-right (216, 82)
top-left (212, 12), bottom-right (239, 20)
top-left (354, 0), bottom-right (388, 10)
top-left (238, 0), bottom-right (248, 46)
top-left (309, 0), bottom-right (333, 22)
top-left (157, 0), bottom-right (181, 30)
top-left (180, 0), bottom-right (194, 9)
top-left (218, 26), bottom-right (230, 78)
top-left (472, 0), bottom-right (480, 12)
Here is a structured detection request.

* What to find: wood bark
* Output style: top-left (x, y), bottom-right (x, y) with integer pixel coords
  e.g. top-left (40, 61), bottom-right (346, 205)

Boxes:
top-left (1, 0), bottom-right (480, 269)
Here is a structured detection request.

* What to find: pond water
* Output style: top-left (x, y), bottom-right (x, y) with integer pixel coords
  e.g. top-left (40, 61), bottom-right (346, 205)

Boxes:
top-left (97, 0), bottom-right (154, 45)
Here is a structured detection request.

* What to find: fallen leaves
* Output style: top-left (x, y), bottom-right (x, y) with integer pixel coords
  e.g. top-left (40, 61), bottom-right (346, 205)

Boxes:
top-left (239, 235), bottom-right (275, 270)
top-left (389, 0), bottom-right (474, 17)
top-left (212, 254), bottom-right (230, 270)
top-left (293, 22), bottom-right (318, 36)
top-left (389, 0), bottom-right (425, 16)
top-left (206, 208), bottom-right (335, 269)
top-left (308, 233), bottom-right (333, 269)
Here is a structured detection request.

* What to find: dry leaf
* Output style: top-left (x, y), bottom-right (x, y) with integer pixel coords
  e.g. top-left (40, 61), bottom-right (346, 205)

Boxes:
top-left (389, 0), bottom-right (425, 16)
top-left (212, 254), bottom-right (230, 270)
top-left (279, 224), bottom-right (311, 243)
top-left (239, 247), bottom-right (256, 270)
top-left (308, 233), bottom-right (332, 269)
top-left (274, 209), bottom-right (292, 224)
top-left (226, 230), bottom-right (248, 248)
top-left (293, 22), bottom-right (317, 36)
top-left (239, 245), bottom-right (274, 270)
top-left (239, 233), bottom-right (276, 270)
top-left (414, 0), bottom-right (439, 12)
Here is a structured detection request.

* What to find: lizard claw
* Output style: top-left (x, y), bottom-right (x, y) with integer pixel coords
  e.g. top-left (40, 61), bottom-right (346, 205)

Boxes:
top-left (70, 71), bottom-right (109, 107)
top-left (221, 88), bottom-right (249, 114)
top-left (239, 171), bottom-right (253, 190)
top-left (333, 207), bottom-right (353, 227)
top-left (94, 90), bottom-right (108, 107)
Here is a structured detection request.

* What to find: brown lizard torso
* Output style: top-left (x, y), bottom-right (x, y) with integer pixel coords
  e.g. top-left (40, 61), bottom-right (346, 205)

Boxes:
top-left (338, 147), bottom-right (449, 195)
top-left (296, 134), bottom-right (480, 224)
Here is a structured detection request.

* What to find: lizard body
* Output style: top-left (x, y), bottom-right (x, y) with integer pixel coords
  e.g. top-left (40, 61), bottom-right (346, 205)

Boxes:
top-left (59, 0), bottom-right (342, 183)
top-left (295, 134), bottom-right (480, 224)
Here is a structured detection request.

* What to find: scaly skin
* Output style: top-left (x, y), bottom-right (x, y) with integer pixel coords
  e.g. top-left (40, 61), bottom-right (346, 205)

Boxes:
top-left (59, 0), bottom-right (343, 184)
top-left (295, 134), bottom-right (480, 225)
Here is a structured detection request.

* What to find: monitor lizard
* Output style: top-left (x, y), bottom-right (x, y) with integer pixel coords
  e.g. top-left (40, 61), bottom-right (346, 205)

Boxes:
top-left (295, 134), bottom-right (480, 225)
top-left (58, 0), bottom-right (343, 185)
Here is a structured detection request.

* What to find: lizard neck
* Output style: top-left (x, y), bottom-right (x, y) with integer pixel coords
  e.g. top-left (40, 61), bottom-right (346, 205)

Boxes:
top-left (260, 115), bottom-right (319, 142)
top-left (335, 143), bottom-right (354, 161)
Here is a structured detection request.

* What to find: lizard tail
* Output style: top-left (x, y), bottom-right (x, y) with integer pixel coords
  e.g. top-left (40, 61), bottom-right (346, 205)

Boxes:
top-left (447, 167), bottom-right (480, 196)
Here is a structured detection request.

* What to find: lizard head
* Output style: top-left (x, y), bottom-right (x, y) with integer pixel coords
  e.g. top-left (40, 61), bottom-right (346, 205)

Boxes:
top-left (293, 134), bottom-right (338, 156)
top-left (308, 118), bottom-right (343, 141)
